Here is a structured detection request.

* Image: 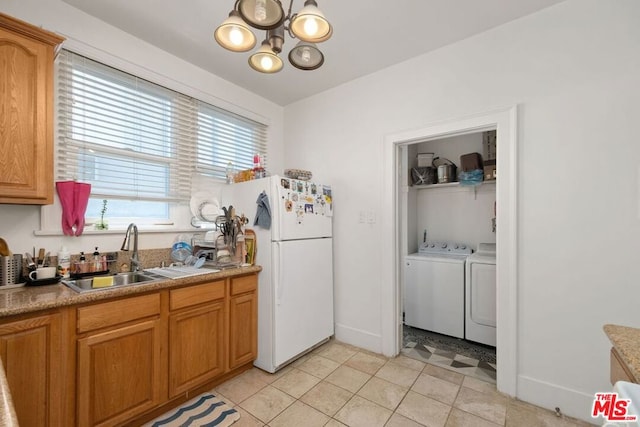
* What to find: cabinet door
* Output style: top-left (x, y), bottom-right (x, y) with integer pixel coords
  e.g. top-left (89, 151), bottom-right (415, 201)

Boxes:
top-left (77, 319), bottom-right (163, 427)
top-left (229, 276), bottom-right (257, 370)
top-left (0, 19), bottom-right (61, 204)
top-left (0, 312), bottom-right (65, 426)
top-left (168, 301), bottom-right (225, 398)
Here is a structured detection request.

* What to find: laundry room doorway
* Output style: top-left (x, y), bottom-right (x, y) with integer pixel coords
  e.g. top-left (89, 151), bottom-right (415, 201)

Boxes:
top-left (380, 106), bottom-right (518, 397)
top-left (401, 131), bottom-right (498, 384)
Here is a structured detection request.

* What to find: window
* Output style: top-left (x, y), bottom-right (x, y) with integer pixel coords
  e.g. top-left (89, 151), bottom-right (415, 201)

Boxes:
top-left (56, 50), bottom-right (267, 228)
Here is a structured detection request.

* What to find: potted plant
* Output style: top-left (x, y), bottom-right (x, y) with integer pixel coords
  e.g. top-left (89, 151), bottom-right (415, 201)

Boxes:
top-left (95, 199), bottom-right (108, 230)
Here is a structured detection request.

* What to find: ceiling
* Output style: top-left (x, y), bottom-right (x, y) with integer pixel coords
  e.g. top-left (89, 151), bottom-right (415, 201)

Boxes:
top-left (61, 0), bottom-right (565, 106)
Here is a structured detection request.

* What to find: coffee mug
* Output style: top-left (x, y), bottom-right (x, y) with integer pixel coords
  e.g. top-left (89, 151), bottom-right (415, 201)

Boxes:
top-left (29, 266), bottom-right (57, 281)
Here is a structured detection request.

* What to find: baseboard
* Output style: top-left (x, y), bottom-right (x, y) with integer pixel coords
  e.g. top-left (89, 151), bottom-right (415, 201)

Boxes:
top-left (334, 323), bottom-right (383, 354)
top-left (517, 374), bottom-right (598, 424)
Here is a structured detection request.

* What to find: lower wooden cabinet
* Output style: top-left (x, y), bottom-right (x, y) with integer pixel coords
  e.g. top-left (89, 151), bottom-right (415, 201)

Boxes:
top-left (77, 319), bottom-right (164, 427)
top-left (0, 272), bottom-right (258, 427)
top-left (76, 294), bottom-right (164, 427)
top-left (168, 281), bottom-right (226, 398)
top-left (0, 311), bottom-right (66, 426)
top-left (229, 276), bottom-right (258, 369)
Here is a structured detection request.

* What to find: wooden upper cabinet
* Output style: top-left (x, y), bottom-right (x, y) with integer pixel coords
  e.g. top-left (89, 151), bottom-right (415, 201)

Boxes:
top-left (0, 13), bottom-right (64, 204)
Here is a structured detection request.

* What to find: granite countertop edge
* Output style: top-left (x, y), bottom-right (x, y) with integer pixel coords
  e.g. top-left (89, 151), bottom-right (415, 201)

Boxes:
top-left (603, 324), bottom-right (640, 382)
top-left (0, 265), bottom-right (262, 318)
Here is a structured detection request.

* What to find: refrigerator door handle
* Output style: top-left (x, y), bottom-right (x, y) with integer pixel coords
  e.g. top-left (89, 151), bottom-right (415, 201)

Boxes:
top-left (274, 242), bottom-right (283, 306)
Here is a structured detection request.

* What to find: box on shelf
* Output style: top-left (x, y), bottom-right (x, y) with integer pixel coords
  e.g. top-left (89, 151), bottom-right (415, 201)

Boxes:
top-left (483, 130), bottom-right (497, 160)
top-left (460, 152), bottom-right (482, 172)
top-left (417, 153), bottom-right (434, 167)
top-left (483, 159), bottom-right (496, 181)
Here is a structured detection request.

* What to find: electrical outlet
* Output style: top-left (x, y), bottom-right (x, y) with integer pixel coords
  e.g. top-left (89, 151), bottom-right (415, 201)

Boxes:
top-left (358, 211), bottom-right (366, 223)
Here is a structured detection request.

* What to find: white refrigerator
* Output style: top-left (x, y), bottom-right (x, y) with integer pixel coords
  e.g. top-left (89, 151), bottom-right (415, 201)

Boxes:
top-left (224, 175), bottom-right (334, 373)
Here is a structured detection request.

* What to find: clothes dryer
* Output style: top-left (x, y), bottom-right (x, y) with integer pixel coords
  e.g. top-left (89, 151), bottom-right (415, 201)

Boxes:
top-left (465, 243), bottom-right (496, 346)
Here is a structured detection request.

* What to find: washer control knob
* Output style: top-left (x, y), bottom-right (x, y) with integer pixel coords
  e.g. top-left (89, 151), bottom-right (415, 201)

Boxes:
top-left (441, 243), bottom-right (447, 249)
top-left (460, 245), bottom-right (466, 250)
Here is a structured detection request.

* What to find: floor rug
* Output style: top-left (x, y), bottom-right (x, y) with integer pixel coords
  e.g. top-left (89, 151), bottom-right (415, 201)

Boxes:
top-left (143, 393), bottom-right (240, 427)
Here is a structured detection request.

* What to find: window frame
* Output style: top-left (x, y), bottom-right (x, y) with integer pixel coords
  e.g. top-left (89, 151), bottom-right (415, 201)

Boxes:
top-left (39, 44), bottom-right (270, 235)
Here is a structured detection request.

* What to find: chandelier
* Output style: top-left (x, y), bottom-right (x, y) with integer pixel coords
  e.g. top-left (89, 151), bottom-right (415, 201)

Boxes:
top-left (214, 0), bottom-right (332, 73)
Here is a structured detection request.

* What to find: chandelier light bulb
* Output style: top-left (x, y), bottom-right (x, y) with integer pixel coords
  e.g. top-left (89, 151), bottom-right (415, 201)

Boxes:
top-left (214, 10), bottom-right (257, 52)
top-left (301, 46), bottom-right (311, 62)
top-left (255, 0), bottom-right (267, 22)
top-left (303, 17), bottom-right (319, 37)
top-left (238, 0), bottom-right (285, 30)
top-left (288, 41), bottom-right (324, 70)
top-left (260, 55), bottom-right (274, 70)
top-left (229, 27), bottom-right (244, 46)
top-left (290, 0), bottom-right (332, 43)
top-left (249, 40), bottom-right (283, 73)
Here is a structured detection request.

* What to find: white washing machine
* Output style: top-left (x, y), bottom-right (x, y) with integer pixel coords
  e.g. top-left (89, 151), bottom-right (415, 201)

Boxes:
top-left (404, 242), bottom-right (471, 339)
top-left (465, 243), bottom-right (497, 346)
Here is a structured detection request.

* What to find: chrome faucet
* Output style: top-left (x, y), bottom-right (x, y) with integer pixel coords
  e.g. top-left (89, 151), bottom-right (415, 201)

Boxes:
top-left (121, 223), bottom-right (140, 272)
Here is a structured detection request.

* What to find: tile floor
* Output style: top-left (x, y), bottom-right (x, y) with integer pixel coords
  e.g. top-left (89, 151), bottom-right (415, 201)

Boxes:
top-left (212, 340), bottom-right (594, 427)
top-left (401, 342), bottom-right (497, 385)
top-left (401, 327), bottom-right (497, 383)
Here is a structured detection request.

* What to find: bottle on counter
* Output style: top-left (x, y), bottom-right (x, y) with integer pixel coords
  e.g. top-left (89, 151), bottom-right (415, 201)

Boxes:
top-left (171, 234), bottom-right (193, 264)
top-left (78, 251), bottom-right (87, 274)
top-left (252, 153), bottom-right (265, 179)
top-left (225, 161), bottom-right (235, 184)
top-left (92, 247), bottom-right (101, 272)
top-left (57, 246), bottom-right (70, 279)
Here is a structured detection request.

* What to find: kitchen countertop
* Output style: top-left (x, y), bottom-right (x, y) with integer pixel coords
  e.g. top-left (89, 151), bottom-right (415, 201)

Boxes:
top-left (604, 324), bottom-right (640, 382)
top-left (0, 265), bottom-right (262, 318)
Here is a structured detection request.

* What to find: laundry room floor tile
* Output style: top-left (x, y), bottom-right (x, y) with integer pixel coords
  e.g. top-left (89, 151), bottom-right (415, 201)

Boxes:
top-left (402, 326), bottom-right (498, 385)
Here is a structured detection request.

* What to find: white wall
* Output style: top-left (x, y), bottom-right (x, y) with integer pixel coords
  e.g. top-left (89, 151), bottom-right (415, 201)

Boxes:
top-left (284, 0), bottom-right (640, 421)
top-left (0, 0), bottom-right (284, 257)
top-left (412, 184), bottom-right (496, 252)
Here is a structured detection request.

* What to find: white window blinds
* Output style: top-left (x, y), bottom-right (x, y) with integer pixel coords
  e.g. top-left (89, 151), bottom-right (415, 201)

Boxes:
top-left (56, 50), bottom-right (268, 202)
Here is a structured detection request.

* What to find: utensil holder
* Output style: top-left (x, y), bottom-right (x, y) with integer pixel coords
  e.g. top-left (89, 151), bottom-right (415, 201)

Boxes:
top-left (1, 254), bottom-right (23, 286)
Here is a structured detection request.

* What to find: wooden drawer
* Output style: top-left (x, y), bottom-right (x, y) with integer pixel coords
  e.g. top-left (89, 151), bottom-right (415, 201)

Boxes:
top-left (170, 280), bottom-right (225, 311)
top-left (231, 274), bottom-right (257, 296)
top-left (77, 294), bottom-right (160, 333)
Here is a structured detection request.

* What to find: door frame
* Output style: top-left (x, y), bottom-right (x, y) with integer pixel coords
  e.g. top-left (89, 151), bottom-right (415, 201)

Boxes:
top-left (380, 105), bottom-right (518, 396)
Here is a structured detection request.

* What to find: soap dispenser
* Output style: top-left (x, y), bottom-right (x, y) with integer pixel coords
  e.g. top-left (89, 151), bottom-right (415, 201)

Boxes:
top-left (93, 247), bottom-right (101, 272)
top-left (78, 252), bottom-right (86, 274)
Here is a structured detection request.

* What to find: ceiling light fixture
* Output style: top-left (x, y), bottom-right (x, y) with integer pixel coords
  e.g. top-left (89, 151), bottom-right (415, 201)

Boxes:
top-left (214, 0), bottom-right (332, 73)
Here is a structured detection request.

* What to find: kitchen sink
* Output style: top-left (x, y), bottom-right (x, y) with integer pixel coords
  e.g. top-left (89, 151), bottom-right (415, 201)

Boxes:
top-left (62, 271), bottom-right (163, 293)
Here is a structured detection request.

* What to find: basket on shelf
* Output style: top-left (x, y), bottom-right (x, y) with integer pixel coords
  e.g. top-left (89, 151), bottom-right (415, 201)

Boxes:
top-left (284, 169), bottom-right (312, 181)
